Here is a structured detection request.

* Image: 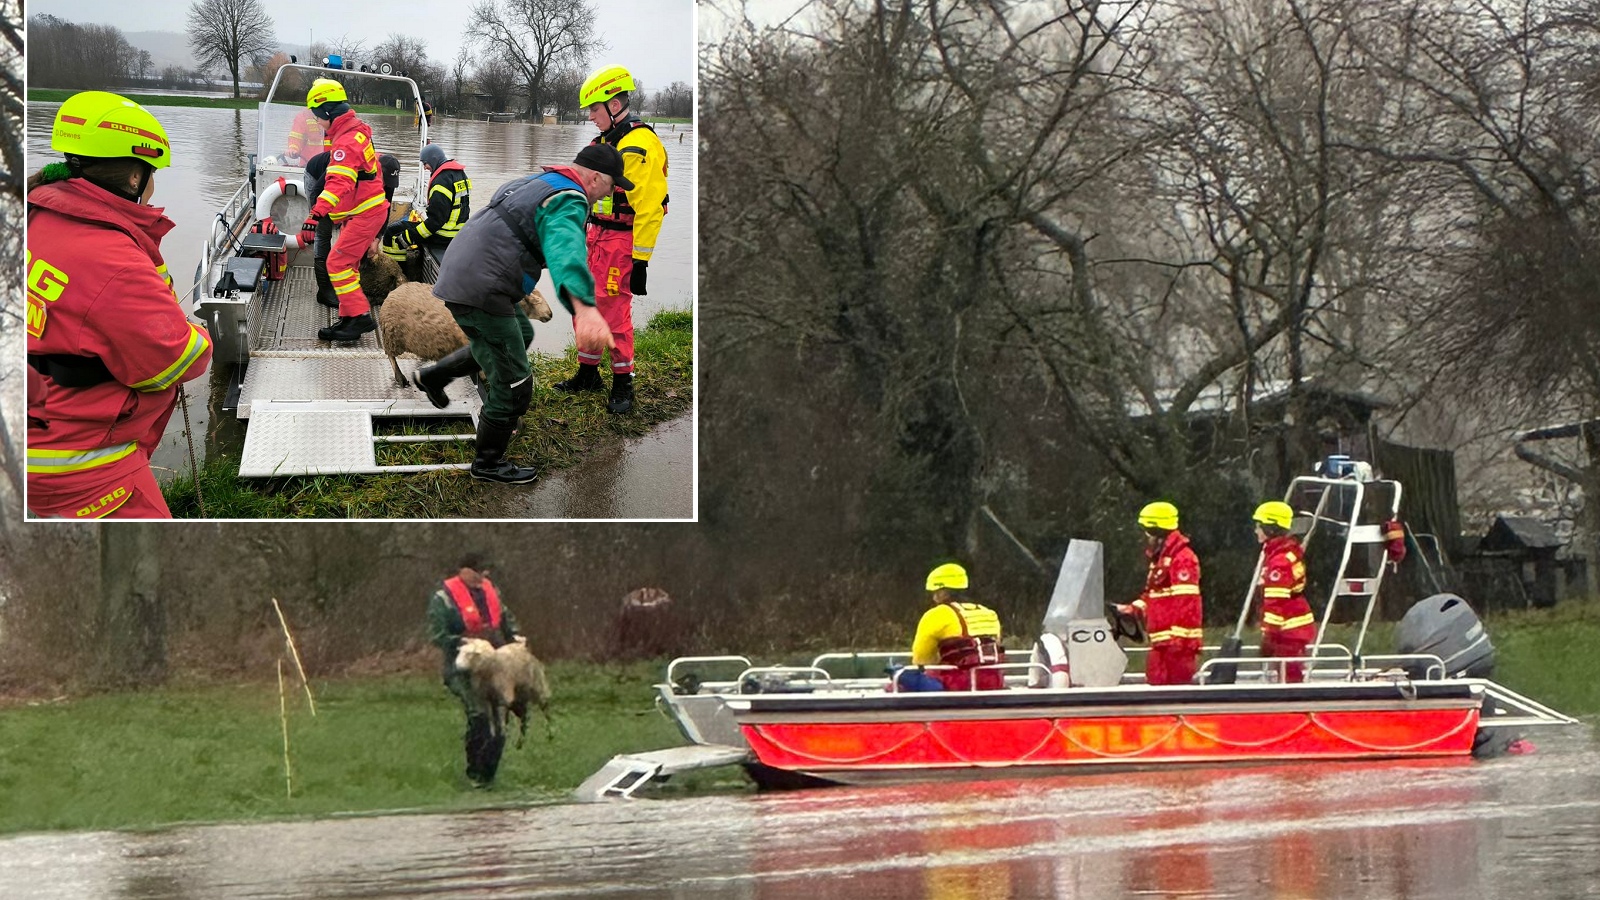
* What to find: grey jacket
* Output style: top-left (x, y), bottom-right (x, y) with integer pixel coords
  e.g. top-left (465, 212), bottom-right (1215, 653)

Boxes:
top-left (431, 170), bottom-right (586, 315)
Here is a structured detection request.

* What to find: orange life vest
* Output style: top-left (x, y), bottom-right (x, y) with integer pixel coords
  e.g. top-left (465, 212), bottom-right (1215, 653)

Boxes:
top-left (444, 575), bottom-right (502, 637)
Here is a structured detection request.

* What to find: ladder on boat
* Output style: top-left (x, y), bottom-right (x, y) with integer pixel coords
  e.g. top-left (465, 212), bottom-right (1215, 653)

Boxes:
top-left (1285, 475), bottom-right (1403, 662)
top-left (575, 744), bottom-right (751, 801)
top-left (234, 261), bottom-right (480, 477)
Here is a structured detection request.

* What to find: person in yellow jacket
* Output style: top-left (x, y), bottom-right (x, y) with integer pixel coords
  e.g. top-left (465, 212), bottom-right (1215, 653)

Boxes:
top-left (554, 64), bottom-right (670, 415)
top-left (901, 563), bottom-right (1004, 691)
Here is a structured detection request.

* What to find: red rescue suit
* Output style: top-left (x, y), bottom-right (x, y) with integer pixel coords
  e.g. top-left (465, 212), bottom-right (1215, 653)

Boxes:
top-left (285, 108), bottom-right (327, 160)
top-left (310, 111), bottom-right (389, 318)
top-left (584, 117), bottom-right (668, 376)
top-left (26, 179), bottom-right (213, 519)
top-left (443, 575), bottom-right (504, 640)
top-left (1258, 535), bottom-right (1315, 682)
top-left (1131, 530), bottom-right (1204, 685)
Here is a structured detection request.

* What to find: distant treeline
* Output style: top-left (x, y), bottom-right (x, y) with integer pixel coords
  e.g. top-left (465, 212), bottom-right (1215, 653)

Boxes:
top-left (29, 15), bottom-right (211, 92)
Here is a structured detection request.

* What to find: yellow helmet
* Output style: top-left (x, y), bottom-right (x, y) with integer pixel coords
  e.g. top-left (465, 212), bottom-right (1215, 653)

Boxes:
top-left (1137, 501), bottom-right (1179, 531)
top-left (51, 91), bottom-right (171, 169)
top-left (1253, 501), bottom-right (1294, 530)
top-left (580, 64), bottom-right (636, 108)
top-left (307, 78), bottom-right (348, 108)
top-left (925, 563), bottom-right (969, 592)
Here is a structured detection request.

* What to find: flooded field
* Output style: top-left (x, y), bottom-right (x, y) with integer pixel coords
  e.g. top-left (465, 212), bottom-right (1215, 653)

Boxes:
top-left (25, 103), bottom-right (695, 508)
top-left (2, 727), bottom-right (1595, 899)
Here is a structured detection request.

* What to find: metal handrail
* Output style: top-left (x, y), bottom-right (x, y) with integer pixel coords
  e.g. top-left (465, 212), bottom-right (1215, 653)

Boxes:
top-left (666, 656), bottom-right (753, 686)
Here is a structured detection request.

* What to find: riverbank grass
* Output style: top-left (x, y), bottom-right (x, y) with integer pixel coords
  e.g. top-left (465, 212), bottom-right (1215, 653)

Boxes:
top-left (0, 661), bottom-right (732, 835)
top-left (28, 88), bottom-right (406, 116)
top-left (161, 309), bottom-right (693, 518)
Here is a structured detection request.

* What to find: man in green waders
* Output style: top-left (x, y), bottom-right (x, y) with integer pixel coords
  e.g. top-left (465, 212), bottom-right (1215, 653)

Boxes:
top-left (427, 553), bottom-right (524, 786)
top-left (415, 145), bottom-right (625, 484)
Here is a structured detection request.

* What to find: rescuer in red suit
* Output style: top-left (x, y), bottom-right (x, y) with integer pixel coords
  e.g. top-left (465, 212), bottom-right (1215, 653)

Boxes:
top-left (1115, 501), bottom-right (1204, 685)
top-left (1253, 501), bottom-right (1316, 683)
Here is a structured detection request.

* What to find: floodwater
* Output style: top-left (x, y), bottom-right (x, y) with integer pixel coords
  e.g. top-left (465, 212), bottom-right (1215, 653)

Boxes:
top-left (2, 727), bottom-right (1596, 899)
top-left (24, 103), bottom-right (695, 514)
top-left (497, 413), bottom-right (695, 519)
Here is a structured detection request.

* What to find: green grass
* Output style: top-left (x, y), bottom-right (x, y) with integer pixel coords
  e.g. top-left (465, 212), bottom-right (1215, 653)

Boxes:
top-left (28, 88), bottom-right (407, 116)
top-left (0, 660), bottom-right (738, 835)
top-left (161, 309), bottom-right (693, 518)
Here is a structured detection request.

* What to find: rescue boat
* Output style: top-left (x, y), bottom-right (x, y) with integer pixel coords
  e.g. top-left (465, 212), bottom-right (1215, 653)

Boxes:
top-left (188, 64), bottom-right (479, 478)
top-left (579, 470), bottom-right (1577, 799)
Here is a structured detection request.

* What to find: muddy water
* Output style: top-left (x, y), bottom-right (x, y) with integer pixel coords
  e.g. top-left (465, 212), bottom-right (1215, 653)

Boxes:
top-left (2, 728), bottom-right (1596, 899)
top-left (25, 103), bottom-right (695, 511)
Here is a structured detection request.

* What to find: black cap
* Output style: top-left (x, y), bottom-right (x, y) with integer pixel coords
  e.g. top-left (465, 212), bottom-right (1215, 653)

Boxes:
top-left (573, 143), bottom-right (634, 191)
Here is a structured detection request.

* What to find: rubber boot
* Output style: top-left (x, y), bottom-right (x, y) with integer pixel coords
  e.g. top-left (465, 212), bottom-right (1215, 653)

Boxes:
top-left (607, 372), bottom-right (634, 415)
top-left (552, 363), bottom-right (604, 394)
top-left (480, 731), bottom-right (507, 783)
top-left (464, 716), bottom-right (492, 786)
top-left (470, 418), bottom-right (539, 484)
top-left (318, 313), bottom-right (376, 342)
top-left (312, 264), bottom-right (339, 308)
top-left (411, 346), bottom-right (478, 409)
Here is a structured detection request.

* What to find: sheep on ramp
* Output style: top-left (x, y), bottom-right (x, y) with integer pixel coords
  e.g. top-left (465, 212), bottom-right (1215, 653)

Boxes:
top-left (378, 284), bottom-right (554, 388)
top-left (454, 637), bottom-right (553, 747)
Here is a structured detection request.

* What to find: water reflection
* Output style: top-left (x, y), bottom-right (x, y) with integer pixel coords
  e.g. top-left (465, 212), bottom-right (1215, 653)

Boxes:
top-left (25, 102), bottom-right (695, 504)
top-left (2, 729), bottom-right (1595, 899)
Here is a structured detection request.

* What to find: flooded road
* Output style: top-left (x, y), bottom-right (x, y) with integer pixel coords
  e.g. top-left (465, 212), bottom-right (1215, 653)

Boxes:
top-left (25, 103), bottom-right (695, 511)
top-left (3, 727), bottom-right (1596, 899)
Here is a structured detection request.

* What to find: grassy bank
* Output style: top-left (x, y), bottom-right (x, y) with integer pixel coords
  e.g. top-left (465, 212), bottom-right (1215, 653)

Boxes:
top-left (0, 660), bottom-right (727, 835)
top-left (1, 604), bottom-right (1592, 836)
top-left (161, 309), bottom-right (693, 518)
top-left (28, 88), bottom-right (407, 116)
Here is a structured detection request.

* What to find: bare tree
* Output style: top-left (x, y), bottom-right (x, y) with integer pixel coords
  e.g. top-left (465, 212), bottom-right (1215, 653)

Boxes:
top-left (467, 0), bottom-right (604, 118)
top-left (654, 80), bottom-right (692, 119)
top-left (474, 56), bottom-right (518, 114)
top-left (451, 45), bottom-right (473, 112)
top-left (186, 0), bottom-right (276, 98)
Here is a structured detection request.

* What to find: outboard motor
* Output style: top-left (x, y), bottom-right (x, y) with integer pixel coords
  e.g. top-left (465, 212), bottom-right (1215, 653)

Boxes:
top-left (1395, 593), bottom-right (1495, 679)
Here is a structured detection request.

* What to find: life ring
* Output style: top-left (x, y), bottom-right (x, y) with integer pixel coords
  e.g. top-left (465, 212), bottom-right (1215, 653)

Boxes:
top-left (254, 176), bottom-right (298, 223)
top-left (1029, 633), bottom-right (1071, 688)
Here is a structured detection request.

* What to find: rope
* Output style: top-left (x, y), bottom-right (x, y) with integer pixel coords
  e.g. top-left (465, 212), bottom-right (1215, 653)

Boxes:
top-left (179, 386), bottom-right (206, 518)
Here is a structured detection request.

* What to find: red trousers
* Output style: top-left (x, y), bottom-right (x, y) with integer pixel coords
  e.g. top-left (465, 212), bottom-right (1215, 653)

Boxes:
top-left (1145, 644), bottom-right (1199, 685)
top-left (327, 206), bottom-right (387, 317)
top-left (584, 225), bottom-right (635, 374)
top-left (28, 453), bottom-right (171, 519)
top-left (1261, 632), bottom-right (1309, 683)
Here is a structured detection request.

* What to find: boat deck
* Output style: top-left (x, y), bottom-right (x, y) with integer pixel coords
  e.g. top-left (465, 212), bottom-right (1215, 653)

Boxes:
top-left (234, 258), bottom-right (481, 478)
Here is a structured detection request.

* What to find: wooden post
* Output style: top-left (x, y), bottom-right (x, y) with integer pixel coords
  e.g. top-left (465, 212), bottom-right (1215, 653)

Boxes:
top-left (272, 597), bottom-right (317, 716)
top-left (277, 658), bottom-right (293, 799)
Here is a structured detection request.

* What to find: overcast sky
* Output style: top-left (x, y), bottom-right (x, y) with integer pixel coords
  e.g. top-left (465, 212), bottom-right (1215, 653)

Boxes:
top-left (33, 0), bottom-right (694, 88)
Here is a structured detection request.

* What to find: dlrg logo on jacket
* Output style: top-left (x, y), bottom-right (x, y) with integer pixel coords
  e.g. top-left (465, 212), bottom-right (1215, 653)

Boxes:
top-left (26, 251), bottom-right (70, 338)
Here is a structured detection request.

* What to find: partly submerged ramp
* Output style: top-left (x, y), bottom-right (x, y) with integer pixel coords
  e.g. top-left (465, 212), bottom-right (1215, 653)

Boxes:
top-left (576, 744), bottom-right (750, 801)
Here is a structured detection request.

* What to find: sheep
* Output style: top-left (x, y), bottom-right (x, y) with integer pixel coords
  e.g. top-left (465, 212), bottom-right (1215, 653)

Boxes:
top-left (358, 240), bottom-right (406, 306)
top-left (378, 282), bottom-right (555, 387)
top-left (454, 637), bottom-right (554, 747)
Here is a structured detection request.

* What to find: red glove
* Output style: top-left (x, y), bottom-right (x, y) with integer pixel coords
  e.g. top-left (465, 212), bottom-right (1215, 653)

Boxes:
top-left (300, 215), bottom-right (320, 242)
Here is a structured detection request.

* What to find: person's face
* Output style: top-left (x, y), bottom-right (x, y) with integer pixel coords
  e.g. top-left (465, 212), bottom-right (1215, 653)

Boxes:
top-left (137, 170), bottom-right (155, 205)
top-left (1144, 528), bottom-right (1162, 549)
top-left (1254, 524), bottom-right (1267, 544)
top-left (582, 169), bottom-right (615, 204)
top-left (458, 566), bottom-right (485, 587)
top-left (587, 97), bottom-right (620, 130)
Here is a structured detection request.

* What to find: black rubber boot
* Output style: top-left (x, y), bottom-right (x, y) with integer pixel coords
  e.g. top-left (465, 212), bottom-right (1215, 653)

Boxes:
top-left (552, 363), bottom-right (604, 394)
top-left (464, 716), bottom-right (492, 786)
top-left (480, 732), bottom-right (507, 783)
top-left (312, 265), bottom-right (339, 308)
top-left (410, 346), bottom-right (478, 409)
top-left (607, 372), bottom-right (634, 415)
top-left (318, 313), bottom-right (376, 342)
top-left (470, 418), bottom-right (539, 484)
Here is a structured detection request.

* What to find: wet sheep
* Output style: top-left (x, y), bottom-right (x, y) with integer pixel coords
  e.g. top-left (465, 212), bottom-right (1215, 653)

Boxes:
top-left (454, 637), bottom-right (554, 746)
top-left (378, 283), bottom-right (553, 387)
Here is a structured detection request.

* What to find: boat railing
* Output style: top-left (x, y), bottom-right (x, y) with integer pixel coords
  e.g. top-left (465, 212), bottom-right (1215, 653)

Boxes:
top-left (734, 666), bottom-right (836, 691)
top-left (666, 656), bottom-right (753, 689)
top-left (192, 176), bottom-right (257, 306)
top-left (1356, 654), bottom-right (1446, 681)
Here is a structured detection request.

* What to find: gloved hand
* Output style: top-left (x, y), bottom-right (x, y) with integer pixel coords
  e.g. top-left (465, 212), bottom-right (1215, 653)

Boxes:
top-left (383, 221), bottom-right (411, 243)
top-left (300, 215), bottom-right (320, 242)
top-left (630, 259), bottom-right (648, 295)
